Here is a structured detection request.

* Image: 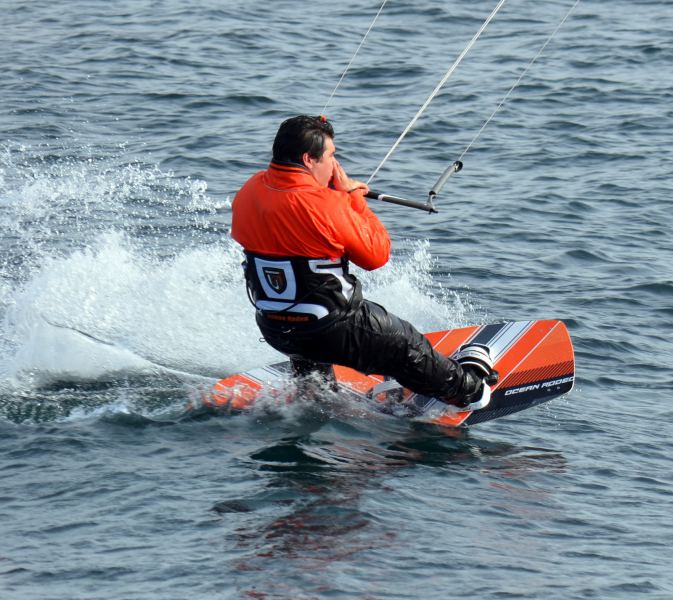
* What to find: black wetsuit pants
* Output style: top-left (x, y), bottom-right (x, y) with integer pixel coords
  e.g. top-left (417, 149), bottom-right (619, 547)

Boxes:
top-left (257, 300), bottom-right (463, 399)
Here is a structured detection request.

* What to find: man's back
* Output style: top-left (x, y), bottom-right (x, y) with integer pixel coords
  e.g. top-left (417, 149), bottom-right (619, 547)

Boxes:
top-left (232, 162), bottom-right (389, 271)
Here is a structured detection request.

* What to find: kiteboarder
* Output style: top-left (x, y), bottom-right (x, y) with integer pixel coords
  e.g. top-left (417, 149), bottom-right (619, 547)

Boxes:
top-left (231, 115), bottom-right (496, 406)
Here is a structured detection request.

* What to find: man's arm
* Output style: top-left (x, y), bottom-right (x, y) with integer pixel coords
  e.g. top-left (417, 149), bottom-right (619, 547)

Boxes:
top-left (337, 189), bottom-right (391, 271)
top-left (328, 159), bottom-right (390, 270)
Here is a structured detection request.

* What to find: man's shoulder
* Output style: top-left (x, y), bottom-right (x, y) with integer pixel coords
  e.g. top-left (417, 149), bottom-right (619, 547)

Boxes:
top-left (235, 169), bottom-right (267, 195)
top-left (245, 169), bottom-right (267, 184)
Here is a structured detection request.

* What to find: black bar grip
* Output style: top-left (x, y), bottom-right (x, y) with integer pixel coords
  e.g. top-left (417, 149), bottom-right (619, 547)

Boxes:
top-left (429, 160), bottom-right (463, 200)
top-left (365, 190), bottom-right (437, 213)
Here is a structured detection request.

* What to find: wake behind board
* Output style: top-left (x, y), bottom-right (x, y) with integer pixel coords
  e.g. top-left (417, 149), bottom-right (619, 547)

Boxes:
top-left (202, 319), bottom-right (574, 428)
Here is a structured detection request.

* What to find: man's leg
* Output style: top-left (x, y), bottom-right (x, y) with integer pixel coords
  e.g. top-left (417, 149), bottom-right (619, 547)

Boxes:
top-left (343, 301), bottom-right (462, 398)
top-left (270, 301), bottom-right (463, 399)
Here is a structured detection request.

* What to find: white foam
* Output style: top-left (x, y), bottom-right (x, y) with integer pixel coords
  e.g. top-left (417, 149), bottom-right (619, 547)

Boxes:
top-left (1, 232), bottom-right (275, 386)
top-left (360, 239), bottom-right (472, 332)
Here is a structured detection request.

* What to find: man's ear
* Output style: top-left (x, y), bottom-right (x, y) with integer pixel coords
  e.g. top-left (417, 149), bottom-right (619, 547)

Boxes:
top-left (301, 152), bottom-right (314, 169)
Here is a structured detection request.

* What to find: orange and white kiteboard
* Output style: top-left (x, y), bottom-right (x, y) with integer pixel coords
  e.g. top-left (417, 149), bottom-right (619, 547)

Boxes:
top-left (200, 319), bottom-right (574, 428)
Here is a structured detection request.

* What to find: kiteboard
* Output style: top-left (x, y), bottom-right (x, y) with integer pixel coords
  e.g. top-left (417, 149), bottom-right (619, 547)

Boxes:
top-left (198, 319), bottom-right (574, 428)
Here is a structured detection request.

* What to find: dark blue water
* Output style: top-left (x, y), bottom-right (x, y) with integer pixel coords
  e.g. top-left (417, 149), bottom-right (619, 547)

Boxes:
top-left (2, 1), bottom-right (672, 598)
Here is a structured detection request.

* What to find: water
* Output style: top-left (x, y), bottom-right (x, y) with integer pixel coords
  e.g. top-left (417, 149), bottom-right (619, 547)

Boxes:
top-left (1, 0), bottom-right (672, 598)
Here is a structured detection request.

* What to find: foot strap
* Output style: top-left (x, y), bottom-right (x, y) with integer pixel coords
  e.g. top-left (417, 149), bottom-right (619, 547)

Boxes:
top-left (443, 384), bottom-right (492, 413)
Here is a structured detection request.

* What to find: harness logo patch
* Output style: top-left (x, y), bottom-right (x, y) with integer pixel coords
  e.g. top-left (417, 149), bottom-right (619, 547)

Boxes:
top-left (263, 267), bottom-right (287, 294)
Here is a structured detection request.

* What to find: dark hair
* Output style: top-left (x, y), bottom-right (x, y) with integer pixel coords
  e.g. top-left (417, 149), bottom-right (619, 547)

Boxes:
top-left (272, 115), bottom-right (334, 165)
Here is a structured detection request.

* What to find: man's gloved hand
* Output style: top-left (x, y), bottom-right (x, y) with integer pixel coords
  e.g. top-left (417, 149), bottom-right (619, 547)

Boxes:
top-left (451, 343), bottom-right (499, 407)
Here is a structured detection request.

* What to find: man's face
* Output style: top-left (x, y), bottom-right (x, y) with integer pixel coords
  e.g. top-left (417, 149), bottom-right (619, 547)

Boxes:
top-left (304, 136), bottom-right (336, 187)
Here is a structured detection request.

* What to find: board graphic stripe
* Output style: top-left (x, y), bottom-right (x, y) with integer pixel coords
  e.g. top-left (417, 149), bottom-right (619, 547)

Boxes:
top-left (495, 321), bottom-right (564, 390)
top-left (432, 325), bottom-right (480, 356)
top-left (491, 321), bottom-right (559, 387)
top-left (487, 320), bottom-right (533, 360)
top-left (430, 328), bottom-right (453, 349)
top-left (468, 323), bottom-right (509, 346)
top-left (501, 360), bottom-right (574, 387)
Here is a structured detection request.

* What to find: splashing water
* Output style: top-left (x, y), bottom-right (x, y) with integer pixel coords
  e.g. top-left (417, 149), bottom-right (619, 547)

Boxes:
top-left (0, 141), bottom-right (226, 282)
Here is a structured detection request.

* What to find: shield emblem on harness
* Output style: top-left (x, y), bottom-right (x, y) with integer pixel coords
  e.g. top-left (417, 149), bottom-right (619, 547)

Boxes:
top-left (263, 267), bottom-right (287, 294)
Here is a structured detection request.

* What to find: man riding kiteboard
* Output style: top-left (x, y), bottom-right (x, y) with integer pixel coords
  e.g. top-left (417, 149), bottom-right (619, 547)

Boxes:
top-left (231, 115), bottom-right (496, 406)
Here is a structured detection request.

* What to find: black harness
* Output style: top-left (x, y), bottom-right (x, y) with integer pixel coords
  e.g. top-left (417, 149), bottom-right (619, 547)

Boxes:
top-left (243, 251), bottom-right (362, 329)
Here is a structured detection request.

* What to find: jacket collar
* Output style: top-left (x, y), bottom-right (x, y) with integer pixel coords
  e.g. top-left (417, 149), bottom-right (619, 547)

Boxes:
top-left (267, 160), bottom-right (321, 189)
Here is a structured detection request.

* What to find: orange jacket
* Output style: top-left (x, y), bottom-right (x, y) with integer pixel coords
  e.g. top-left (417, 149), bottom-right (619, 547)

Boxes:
top-left (231, 162), bottom-right (390, 271)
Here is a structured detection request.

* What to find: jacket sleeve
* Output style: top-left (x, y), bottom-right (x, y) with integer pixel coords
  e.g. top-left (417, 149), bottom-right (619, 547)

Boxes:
top-left (332, 189), bottom-right (391, 271)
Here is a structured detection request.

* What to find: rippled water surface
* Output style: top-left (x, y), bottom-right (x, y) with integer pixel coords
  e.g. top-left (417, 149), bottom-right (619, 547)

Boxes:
top-left (1, 1), bottom-right (672, 598)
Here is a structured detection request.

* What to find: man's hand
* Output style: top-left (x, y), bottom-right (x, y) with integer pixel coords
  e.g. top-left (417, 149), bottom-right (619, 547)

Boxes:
top-left (331, 160), bottom-right (369, 194)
